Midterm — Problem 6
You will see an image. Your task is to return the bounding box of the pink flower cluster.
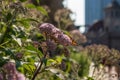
[46,40,56,51]
[39,23,62,35]
[3,62,16,74]
[0,62,25,80]
[57,34,72,46]
[39,23,72,46]
[0,73,3,80]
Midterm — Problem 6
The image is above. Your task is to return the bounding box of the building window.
[115,26,119,30]
[107,12,111,17]
[115,11,120,17]
[105,27,108,31]
[111,11,114,17]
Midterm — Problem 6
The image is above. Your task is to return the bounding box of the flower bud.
[15,53,23,59]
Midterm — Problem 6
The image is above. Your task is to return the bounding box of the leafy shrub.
[0,1,78,80]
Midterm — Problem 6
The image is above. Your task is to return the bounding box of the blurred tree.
[30,0,75,31]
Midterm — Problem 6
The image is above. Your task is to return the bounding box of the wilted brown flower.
[59,60,67,71]
[83,44,120,65]
[33,41,40,48]
[63,47,70,57]
[70,30,87,44]
[15,53,23,59]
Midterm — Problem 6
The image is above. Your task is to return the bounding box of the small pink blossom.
[51,27,62,35]
[2,62,25,80]
[39,23,62,35]
[0,73,3,80]
[57,34,72,46]
[7,72,25,80]
[16,72,25,80]
[8,74,17,80]
[3,62,16,74]
[39,23,55,34]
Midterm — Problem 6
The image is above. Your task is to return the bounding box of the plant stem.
[32,52,48,80]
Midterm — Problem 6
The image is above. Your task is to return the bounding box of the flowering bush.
[84,44,120,66]
[0,0,78,80]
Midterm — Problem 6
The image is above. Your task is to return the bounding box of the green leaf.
[26,45,37,52]
[27,57,35,63]
[16,18,39,28]
[17,18,39,23]
[87,77,94,80]
[36,0,40,4]
[16,20,30,28]
[65,62,71,72]
[26,4,48,16]
[36,6,48,16]
[55,56,63,64]
[19,0,27,2]
[23,18,39,23]
[11,35,22,46]
[46,68,66,79]
[43,58,47,66]
[23,63,35,72]
[18,66,24,73]
[16,60,21,68]
[0,57,8,67]
[26,4,36,8]
[47,59,58,66]
[26,45,43,57]
[4,48,14,56]
[6,12,12,21]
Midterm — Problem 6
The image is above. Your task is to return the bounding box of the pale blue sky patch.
[63,0,85,26]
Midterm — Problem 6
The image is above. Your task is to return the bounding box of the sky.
[63,0,85,26]
[63,0,85,33]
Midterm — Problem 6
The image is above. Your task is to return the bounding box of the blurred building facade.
[86,0,120,50]
[85,0,120,26]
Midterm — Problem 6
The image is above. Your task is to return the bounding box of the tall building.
[85,0,120,26]
[86,0,120,50]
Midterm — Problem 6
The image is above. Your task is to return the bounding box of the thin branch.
[31,51,48,80]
